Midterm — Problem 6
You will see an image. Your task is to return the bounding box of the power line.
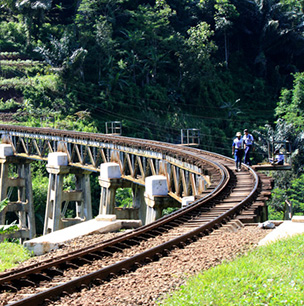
[0,65,275,143]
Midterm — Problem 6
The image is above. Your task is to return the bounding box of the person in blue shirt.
[243,129,254,165]
[271,149,284,165]
[232,131,244,171]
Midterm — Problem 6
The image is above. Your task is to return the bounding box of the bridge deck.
[252,164,291,171]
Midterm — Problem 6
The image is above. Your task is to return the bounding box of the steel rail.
[0,125,260,306]
[0,152,228,286]
[7,166,259,306]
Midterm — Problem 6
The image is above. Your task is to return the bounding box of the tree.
[276,72,304,132]
[15,0,52,46]
[118,2,176,87]
[230,0,304,78]
[220,98,242,118]
[34,30,78,67]
[186,21,217,64]
[287,174,304,215]
[214,0,239,67]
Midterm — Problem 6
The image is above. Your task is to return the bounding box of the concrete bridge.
[0,125,215,241]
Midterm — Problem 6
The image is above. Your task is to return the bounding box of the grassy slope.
[0,242,31,272]
[161,234,304,305]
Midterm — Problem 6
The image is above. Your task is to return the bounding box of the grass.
[161,234,304,305]
[0,241,31,272]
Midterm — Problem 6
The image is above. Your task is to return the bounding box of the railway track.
[0,126,265,306]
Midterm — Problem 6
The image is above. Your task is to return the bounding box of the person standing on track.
[243,129,254,165]
[232,131,244,171]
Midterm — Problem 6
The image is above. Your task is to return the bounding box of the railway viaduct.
[0,125,216,241]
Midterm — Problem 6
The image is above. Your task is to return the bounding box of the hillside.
[2,1,304,149]
[1,0,304,220]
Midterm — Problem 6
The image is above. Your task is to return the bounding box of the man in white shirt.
[243,129,254,165]
[232,131,244,171]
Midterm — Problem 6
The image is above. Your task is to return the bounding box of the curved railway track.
[0,126,264,306]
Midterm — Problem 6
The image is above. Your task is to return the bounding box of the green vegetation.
[0,222,18,236]
[115,188,133,208]
[0,98,19,111]
[0,241,31,272]
[161,234,304,306]
[0,198,9,212]
[0,0,303,224]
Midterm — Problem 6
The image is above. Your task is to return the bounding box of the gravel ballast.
[43,225,271,306]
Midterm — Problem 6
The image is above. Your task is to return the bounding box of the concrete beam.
[24,216,142,255]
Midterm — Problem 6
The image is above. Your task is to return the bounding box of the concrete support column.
[98,162,122,216]
[0,144,36,240]
[144,175,179,225]
[44,153,69,235]
[44,152,93,235]
[74,171,92,220]
[132,184,146,225]
[0,144,13,202]
[0,159,9,225]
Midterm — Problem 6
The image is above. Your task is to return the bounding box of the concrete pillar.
[44,152,93,235]
[98,162,122,215]
[0,159,9,225]
[0,144,13,202]
[44,153,69,235]
[24,162,35,238]
[144,175,179,225]
[0,144,35,240]
[132,184,146,225]
[75,171,92,220]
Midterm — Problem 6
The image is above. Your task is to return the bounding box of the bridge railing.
[0,125,221,202]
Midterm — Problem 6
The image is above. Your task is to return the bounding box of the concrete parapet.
[292,216,304,223]
[145,175,168,196]
[25,218,122,255]
[100,162,121,180]
[121,219,142,229]
[95,214,117,221]
[47,152,68,167]
[182,196,195,208]
[258,220,304,246]
[115,207,140,221]
[0,144,14,158]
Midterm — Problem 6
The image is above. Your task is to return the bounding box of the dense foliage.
[1,0,304,221]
